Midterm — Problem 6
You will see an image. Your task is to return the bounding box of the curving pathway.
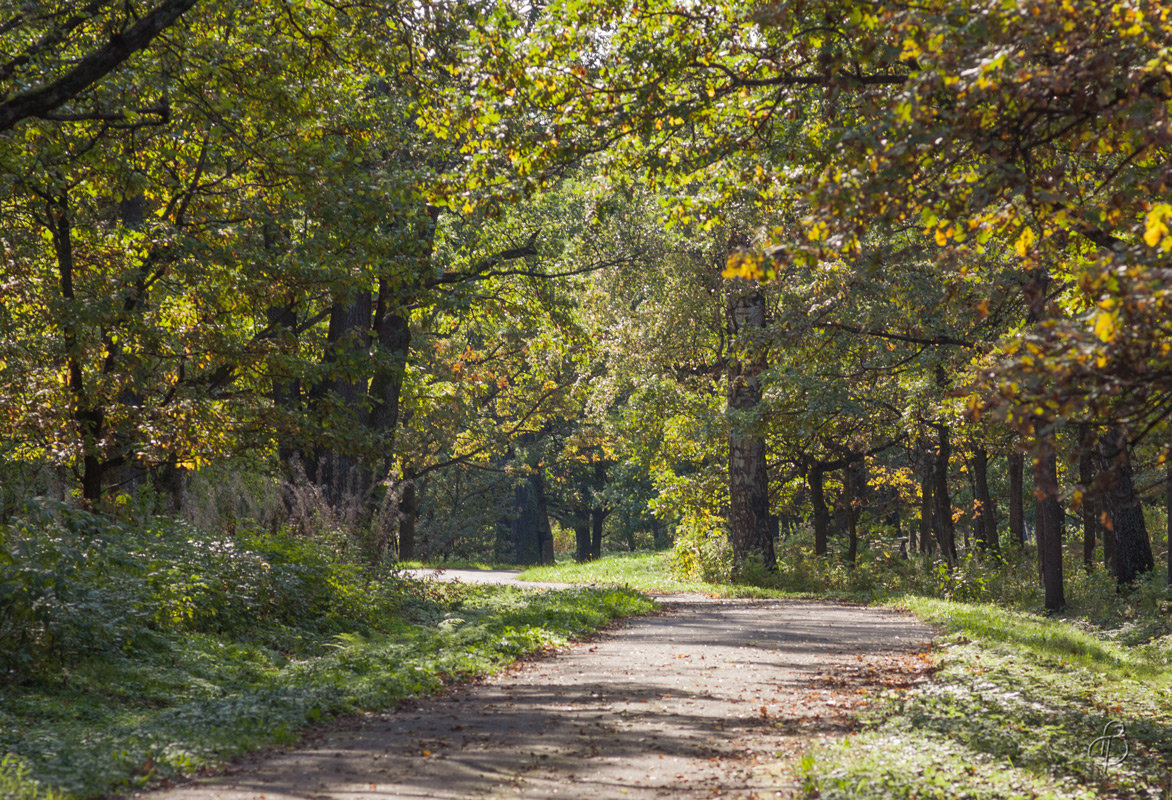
[139,576,935,800]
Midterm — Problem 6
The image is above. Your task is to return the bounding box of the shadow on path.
[143,598,934,800]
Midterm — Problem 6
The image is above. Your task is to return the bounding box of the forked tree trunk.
[1097,426,1154,586]
[1033,444,1066,611]
[726,285,774,571]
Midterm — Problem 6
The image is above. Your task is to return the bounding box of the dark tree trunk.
[845,460,864,565]
[726,285,775,571]
[574,519,591,563]
[588,459,608,560]
[309,291,374,508]
[972,446,999,555]
[1034,445,1066,611]
[1078,430,1098,572]
[397,473,417,561]
[652,517,670,549]
[590,506,606,560]
[1097,426,1154,586]
[809,464,830,556]
[1166,460,1171,584]
[919,448,934,555]
[47,191,110,503]
[370,288,411,454]
[932,424,958,565]
[509,471,555,565]
[1008,451,1026,547]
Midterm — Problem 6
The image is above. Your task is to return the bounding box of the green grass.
[796,597,1172,800]
[394,558,522,570]
[518,550,800,597]
[0,513,655,800]
[1,583,653,799]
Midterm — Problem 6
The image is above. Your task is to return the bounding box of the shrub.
[669,513,734,583]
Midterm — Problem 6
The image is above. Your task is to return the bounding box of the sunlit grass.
[797,597,1172,800]
[518,550,799,597]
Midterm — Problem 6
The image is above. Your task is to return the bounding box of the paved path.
[141,589,935,800]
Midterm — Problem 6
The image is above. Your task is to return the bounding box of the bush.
[0,501,427,681]
[669,513,734,583]
[0,502,153,676]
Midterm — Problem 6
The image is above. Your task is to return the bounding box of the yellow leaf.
[1093,310,1119,343]
[1144,202,1172,248]
[1014,227,1036,258]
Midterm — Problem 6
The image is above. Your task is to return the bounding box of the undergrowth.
[0,502,654,799]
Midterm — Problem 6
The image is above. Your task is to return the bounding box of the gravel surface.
[139,588,935,800]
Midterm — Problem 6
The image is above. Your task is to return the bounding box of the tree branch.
[815,321,974,348]
[0,0,198,132]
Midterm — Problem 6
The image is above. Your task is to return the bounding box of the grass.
[0,510,656,800]
[518,550,800,597]
[796,597,1172,800]
[0,582,653,800]
[523,548,1172,799]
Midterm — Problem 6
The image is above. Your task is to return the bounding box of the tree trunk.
[809,464,830,556]
[1034,445,1066,611]
[1166,459,1171,584]
[972,446,999,555]
[726,285,775,571]
[1077,429,1098,572]
[310,290,373,509]
[574,518,591,563]
[1008,451,1026,548]
[1097,426,1154,586]
[932,424,958,565]
[918,448,934,555]
[47,191,112,503]
[845,460,864,566]
[590,506,606,560]
[397,472,417,562]
[509,470,555,565]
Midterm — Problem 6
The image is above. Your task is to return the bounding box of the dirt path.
[141,592,935,800]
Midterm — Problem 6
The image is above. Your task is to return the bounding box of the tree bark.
[1077,429,1098,572]
[1008,451,1026,548]
[932,424,957,565]
[47,192,111,503]
[726,284,775,571]
[1033,445,1066,611]
[845,460,864,565]
[1097,426,1154,586]
[972,446,998,555]
[397,471,417,561]
[1166,459,1171,584]
[918,447,934,555]
[509,470,555,565]
[809,463,830,556]
[309,290,373,508]
[574,519,591,563]
[590,505,606,560]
